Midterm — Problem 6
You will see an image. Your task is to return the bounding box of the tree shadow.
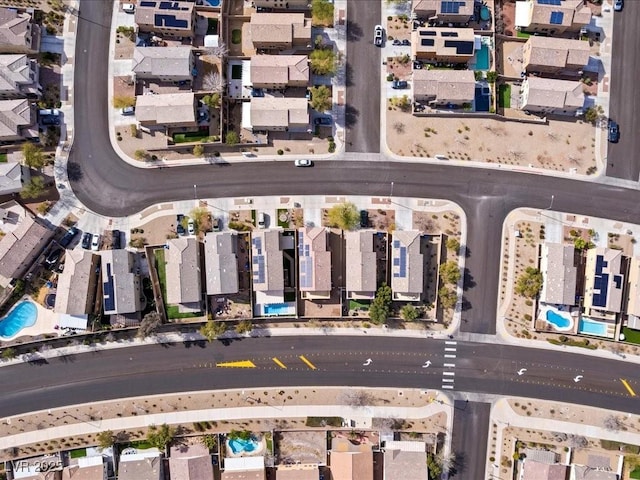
[450,451,466,477]
[67,162,83,181]
[463,268,476,291]
[344,104,359,129]
[346,20,363,42]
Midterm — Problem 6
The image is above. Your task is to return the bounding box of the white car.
[91,234,101,251]
[122,3,135,13]
[187,219,195,235]
[294,159,312,167]
[374,25,384,47]
[121,106,135,116]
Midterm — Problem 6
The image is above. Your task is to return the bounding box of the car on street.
[81,232,92,250]
[176,214,185,235]
[112,230,121,249]
[314,117,332,126]
[614,0,623,11]
[91,234,101,251]
[294,159,313,167]
[401,39,410,46]
[58,227,79,248]
[392,39,402,46]
[45,248,62,267]
[392,80,408,89]
[360,210,369,228]
[258,212,266,229]
[121,106,135,116]
[608,120,620,143]
[122,3,135,12]
[188,219,195,235]
[212,218,221,232]
[374,25,384,47]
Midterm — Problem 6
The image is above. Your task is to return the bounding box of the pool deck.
[0,298,60,341]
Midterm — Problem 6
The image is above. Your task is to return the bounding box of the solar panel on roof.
[103,263,116,312]
[155,14,188,29]
[549,11,564,24]
[420,30,437,36]
[140,0,156,6]
[441,31,459,37]
[537,0,561,4]
[444,40,474,55]
[440,1,465,14]
[399,247,407,278]
[421,39,435,46]
[393,241,400,248]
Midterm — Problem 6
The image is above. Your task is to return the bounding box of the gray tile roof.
[252,230,284,292]
[166,237,201,305]
[0,212,52,284]
[540,243,577,305]
[522,77,584,111]
[250,97,308,129]
[101,250,141,315]
[132,46,193,79]
[135,92,196,125]
[204,232,239,295]
[0,98,33,139]
[0,54,39,96]
[118,454,163,480]
[345,231,377,296]
[0,161,23,194]
[0,8,37,51]
[412,69,475,103]
[390,230,423,299]
[54,250,99,315]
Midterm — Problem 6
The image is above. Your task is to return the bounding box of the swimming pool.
[578,318,608,337]
[474,44,490,71]
[228,437,258,454]
[202,0,221,6]
[0,301,37,339]
[544,308,572,330]
[264,303,292,315]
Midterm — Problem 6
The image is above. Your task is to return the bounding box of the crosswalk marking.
[445,341,457,345]
[443,363,456,368]
[443,371,455,376]
[444,354,457,359]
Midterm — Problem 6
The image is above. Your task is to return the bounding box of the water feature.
[0,301,37,338]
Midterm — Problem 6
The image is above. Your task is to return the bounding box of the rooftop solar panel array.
[392,246,408,279]
[537,0,562,4]
[419,30,437,36]
[591,255,609,308]
[421,39,435,46]
[252,237,265,284]
[440,1,466,14]
[140,0,156,6]
[549,11,564,24]
[441,31,459,37]
[159,1,189,9]
[444,40,474,55]
[155,14,189,28]
[298,232,314,289]
[103,263,116,312]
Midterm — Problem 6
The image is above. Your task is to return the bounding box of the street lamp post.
[193,184,197,200]
[390,181,394,198]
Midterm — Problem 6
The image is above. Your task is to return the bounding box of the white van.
[258,213,266,229]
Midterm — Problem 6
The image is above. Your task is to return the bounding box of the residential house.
[276,464,319,480]
[0,98,37,141]
[522,460,569,480]
[0,208,53,287]
[118,450,163,480]
[411,27,476,63]
[169,444,213,480]
[583,247,624,320]
[0,161,25,195]
[222,456,266,480]
[383,441,428,480]
[101,249,142,316]
[204,232,239,295]
[132,46,194,83]
[254,0,310,10]
[390,231,424,301]
[13,471,60,480]
[412,0,474,24]
[0,54,40,99]
[345,231,377,300]
[330,451,373,480]
[250,13,311,51]
[135,92,197,129]
[570,465,617,480]
[522,36,590,75]
[298,227,331,299]
[515,0,591,35]
[134,0,196,39]
[412,69,475,107]
[250,97,309,132]
[0,8,40,54]
[54,250,100,316]
[250,55,309,89]
[626,256,640,329]
[520,77,584,116]
[61,456,107,480]
[165,237,202,312]
[540,243,577,306]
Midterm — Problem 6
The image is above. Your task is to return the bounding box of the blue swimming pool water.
[474,86,490,112]
[545,309,572,329]
[578,318,608,336]
[0,301,37,338]
[474,44,490,71]
[480,6,491,21]
[264,303,291,315]
[228,437,258,454]
[203,0,221,6]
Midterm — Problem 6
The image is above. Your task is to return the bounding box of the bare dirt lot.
[387,111,598,174]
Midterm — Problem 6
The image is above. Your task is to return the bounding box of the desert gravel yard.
[387,111,599,175]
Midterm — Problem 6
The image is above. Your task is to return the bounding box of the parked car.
[91,234,101,251]
[122,3,135,12]
[360,210,369,228]
[121,106,135,116]
[614,0,623,11]
[608,120,620,143]
[294,159,313,167]
[258,212,266,229]
[58,227,79,248]
[81,232,92,250]
[392,80,408,89]
[212,218,221,232]
[374,25,384,47]
[45,248,62,267]
[413,61,423,70]
[188,219,195,235]
[112,230,121,249]
[392,39,402,46]
[314,117,332,126]
[176,214,185,235]
[401,39,411,46]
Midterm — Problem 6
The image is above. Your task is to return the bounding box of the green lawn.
[349,299,370,310]
[623,327,640,345]
[167,305,201,320]
[498,84,511,109]
[231,29,241,45]
[0,153,7,163]
[516,30,531,39]
[154,248,168,303]
[69,448,86,459]
[173,131,210,144]
[277,209,289,228]
[632,469,640,479]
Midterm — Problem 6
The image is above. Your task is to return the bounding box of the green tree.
[20,176,45,199]
[311,0,334,26]
[326,202,359,230]
[202,93,220,108]
[515,267,543,298]
[574,237,595,251]
[190,207,209,233]
[369,284,392,325]
[584,105,603,124]
[400,304,419,322]
[439,260,461,285]
[146,424,176,451]
[486,71,498,83]
[201,434,217,451]
[96,430,115,449]
[22,143,45,169]
[200,320,227,341]
[310,48,337,76]
[309,85,332,112]
[1,347,16,360]
[438,287,457,309]
[138,311,162,338]
[236,319,253,334]
[229,429,253,441]
[193,144,205,157]
[226,131,239,146]
[134,149,150,161]
[427,453,442,479]
[112,95,136,109]
[446,237,460,253]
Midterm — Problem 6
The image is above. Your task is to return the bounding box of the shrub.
[130,124,138,137]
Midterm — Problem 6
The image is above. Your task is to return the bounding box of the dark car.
[314,117,332,126]
[112,230,121,249]
[360,210,369,228]
[212,218,221,232]
[614,0,623,11]
[608,121,620,143]
[401,39,410,46]
[45,247,62,267]
[392,80,408,89]
[59,227,79,248]
[392,39,402,46]
[81,232,92,250]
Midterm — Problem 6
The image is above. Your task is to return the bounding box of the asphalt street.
[605,3,640,180]
[3,337,640,418]
[344,0,381,152]
[450,401,490,478]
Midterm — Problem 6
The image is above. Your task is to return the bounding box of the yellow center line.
[299,355,317,370]
[272,357,287,369]
[621,378,636,397]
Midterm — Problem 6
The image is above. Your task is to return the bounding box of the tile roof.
[540,243,577,305]
[101,250,141,315]
[251,230,284,293]
[522,77,584,110]
[0,212,52,283]
[0,54,38,95]
[412,69,475,102]
[54,250,99,315]
[525,36,590,70]
[118,453,163,480]
[584,247,624,314]
[411,27,476,59]
[0,98,33,139]
[168,454,214,480]
[383,444,428,480]
[132,46,193,78]
[522,460,569,480]
[0,8,35,50]
[390,230,423,298]
[250,55,309,86]
[276,465,319,480]
[250,97,308,129]
[298,227,331,294]
[529,0,591,28]
[345,231,377,296]
[134,0,194,32]
[330,451,373,480]
[412,0,474,16]
[627,256,640,317]
[571,465,617,480]
[135,92,196,125]
[250,13,310,45]
[204,232,239,295]
[0,161,23,194]
[166,237,201,305]
[61,456,106,480]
